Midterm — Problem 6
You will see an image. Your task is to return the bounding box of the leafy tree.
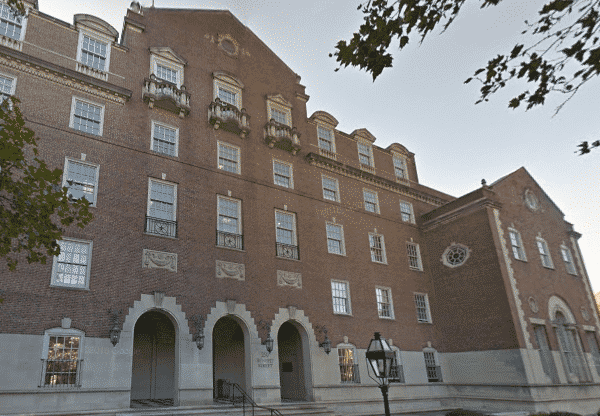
[331,0,600,154]
[0,97,93,271]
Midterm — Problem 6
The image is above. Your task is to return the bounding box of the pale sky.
[38,0,600,293]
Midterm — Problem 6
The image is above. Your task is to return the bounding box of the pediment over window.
[387,143,410,156]
[149,47,187,66]
[213,71,244,89]
[309,111,338,127]
[351,128,376,144]
[74,14,119,41]
[266,93,292,108]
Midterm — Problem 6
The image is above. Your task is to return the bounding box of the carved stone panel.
[216,260,245,281]
[277,270,302,289]
[142,249,177,272]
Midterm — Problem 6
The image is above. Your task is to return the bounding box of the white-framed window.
[358,142,374,167]
[369,233,387,264]
[509,229,527,261]
[69,97,104,136]
[423,350,442,382]
[0,72,16,103]
[338,346,360,383]
[400,201,414,223]
[322,175,340,202]
[50,238,92,290]
[275,210,298,259]
[268,102,291,126]
[536,237,554,268]
[146,179,177,237]
[217,195,243,250]
[393,156,408,180]
[217,141,240,174]
[376,287,394,319]
[214,78,242,109]
[560,245,577,275]
[41,327,84,387]
[151,121,179,157]
[326,222,345,255]
[331,280,351,315]
[273,159,293,188]
[76,32,111,72]
[318,125,336,154]
[62,157,100,206]
[0,2,26,42]
[414,293,432,323]
[407,242,423,270]
[363,189,379,213]
[149,49,186,88]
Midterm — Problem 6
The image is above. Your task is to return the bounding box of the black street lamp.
[366,332,395,416]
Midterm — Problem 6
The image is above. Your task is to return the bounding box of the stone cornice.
[421,196,502,232]
[305,152,448,207]
[0,45,132,104]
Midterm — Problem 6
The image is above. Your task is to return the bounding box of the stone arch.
[121,293,190,336]
[270,307,318,349]
[548,295,576,324]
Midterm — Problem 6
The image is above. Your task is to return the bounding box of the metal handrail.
[216,379,284,416]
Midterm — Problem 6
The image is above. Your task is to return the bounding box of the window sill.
[49,285,90,291]
[69,127,102,138]
[151,150,179,159]
[144,232,178,240]
[417,320,433,324]
[333,312,353,317]
[216,245,245,253]
[275,255,300,262]
[372,261,388,265]
[513,257,528,262]
[323,198,341,203]
[409,267,423,272]
[217,168,241,176]
[328,251,346,257]
[378,316,395,320]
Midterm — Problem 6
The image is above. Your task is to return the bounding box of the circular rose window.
[524,189,539,211]
[442,244,470,268]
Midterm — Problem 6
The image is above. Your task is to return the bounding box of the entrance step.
[115,402,336,416]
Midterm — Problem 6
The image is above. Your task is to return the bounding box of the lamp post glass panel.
[366,332,395,416]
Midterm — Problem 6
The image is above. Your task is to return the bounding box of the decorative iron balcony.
[40,359,83,388]
[276,242,299,260]
[208,98,250,138]
[143,75,191,118]
[216,230,244,250]
[145,216,178,238]
[426,365,443,382]
[339,363,360,383]
[264,120,301,155]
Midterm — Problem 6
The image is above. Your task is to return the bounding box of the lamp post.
[366,332,395,416]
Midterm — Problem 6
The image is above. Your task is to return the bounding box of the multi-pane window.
[363,189,379,213]
[318,126,335,153]
[369,233,386,264]
[338,347,360,383]
[400,201,414,223]
[156,64,178,84]
[322,175,339,202]
[424,351,442,382]
[271,108,287,124]
[358,142,373,167]
[71,98,104,136]
[80,35,107,71]
[217,196,242,250]
[0,74,14,103]
[218,142,240,174]
[146,180,177,237]
[273,160,293,188]
[586,332,600,377]
[509,230,526,261]
[51,239,92,289]
[555,312,588,381]
[275,210,298,259]
[533,325,559,382]
[394,156,408,180]
[43,335,82,386]
[151,122,178,157]
[390,350,405,383]
[407,242,423,270]
[150,54,184,88]
[63,159,99,206]
[331,280,351,314]
[218,86,237,107]
[376,287,393,319]
[414,293,432,323]
[561,246,577,275]
[326,223,345,255]
[537,238,553,268]
[0,3,22,41]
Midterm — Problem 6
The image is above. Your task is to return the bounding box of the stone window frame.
[337,344,360,383]
[423,347,442,382]
[0,2,29,45]
[317,124,336,153]
[331,279,352,315]
[267,99,292,127]
[407,242,423,271]
[321,174,340,202]
[62,157,100,207]
[363,188,380,214]
[508,228,527,262]
[147,178,178,222]
[393,155,408,181]
[414,292,432,323]
[151,54,184,87]
[217,195,242,236]
[40,326,85,388]
[274,209,298,247]
[369,232,387,264]
[151,120,179,157]
[272,159,294,189]
[217,141,241,175]
[375,286,395,320]
[325,221,346,256]
[76,29,112,74]
[441,243,470,268]
[585,330,600,377]
[536,236,554,269]
[389,346,405,383]
[0,71,16,103]
[560,244,577,276]
[69,96,105,136]
[357,141,374,168]
[399,200,414,223]
[50,238,93,290]
[213,73,243,109]
[532,323,560,382]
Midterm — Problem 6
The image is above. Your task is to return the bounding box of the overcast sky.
[39,0,600,293]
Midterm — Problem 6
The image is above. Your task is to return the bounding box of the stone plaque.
[142,249,177,272]
[216,260,245,281]
[277,270,302,289]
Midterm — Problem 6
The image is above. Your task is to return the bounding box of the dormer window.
[143,47,190,117]
[267,97,292,126]
[74,15,118,80]
[213,72,243,108]
[310,112,339,160]
[150,48,186,88]
[0,2,24,42]
[264,94,300,155]
[358,142,373,168]
[80,34,108,71]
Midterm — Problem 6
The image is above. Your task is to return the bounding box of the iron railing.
[426,365,443,382]
[216,230,244,250]
[339,363,360,383]
[215,379,284,416]
[276,242,299,260]
[39,359,83,387]
[145,216,178,238]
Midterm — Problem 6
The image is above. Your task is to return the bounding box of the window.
[70,97,104,136]
[400,201,414,223]
[273,160,293,188]
[338,347,360,383]
[150,49,186,88]
[358,142,373,167]
[78,34,108,72]
[322,175,340,202]
[393,156,408,180]
[41,328,84,387]
[151,121,178,157]
[275,210,298,259]
[267,101,292,126]
[407,242,423,270]
[561,245,577,275]
[62,158,99,206]
[369,233,386,264]
[414,293,432,323]
[156,63,178,84]
[389,349,405,383]
[326,223,345,255]
[318,126,336,155]
[0,73,15,103]
[555,311,588,381]
[533,325,559,382]
[424,351,442,382]
[50,239,92,289]
[376,287,394,319]
[536,238,553,268]
[146,179,177,238]
[509,229,526,261]
[586,332,600,377]
[217,142,240,174]
[363,189,379,213]
[0,3,24,41]
[217,196,242,250]
[331,280,351,315]
[218,85,237,106]
[214,76,242,108]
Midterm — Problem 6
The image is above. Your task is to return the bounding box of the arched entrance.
[278,321,308,401]
[131,310,176,406]
[213,316,247,397]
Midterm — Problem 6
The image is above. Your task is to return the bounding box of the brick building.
[1,1,599,415]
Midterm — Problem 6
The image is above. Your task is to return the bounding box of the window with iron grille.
[414,293,431,323]
[363,189,379,213]
[338,348,360,383]
[50,239,92,289]
[326,223,345,255]
[151,122,178,157]
[393,156,408,180]
[273,160,293,188]
[358,142,373,167]
[146,179,177,238]
[400,201,414,223]
[80,35,107,71]
[318,126,335,153]
[376,287,393,319]
[42,334,82,387]
[407,242,423,270]
[369,233,386,264]
[0,3,22,40]
[218,142,240,174]
[561,246,577,275]
[70,97,104,136]
[275,210,298,259]
[0,74,15,103]
[424,351,442,382]
[509,230,526,261]
[217,196,242,250]
[63,158,99,206]
[322,175,339,202]
[537,238,553,268]
[331,280,351,315]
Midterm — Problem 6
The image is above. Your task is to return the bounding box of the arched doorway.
[278,321,308,401]
[213,316,247,397]
[131,310,176,407]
